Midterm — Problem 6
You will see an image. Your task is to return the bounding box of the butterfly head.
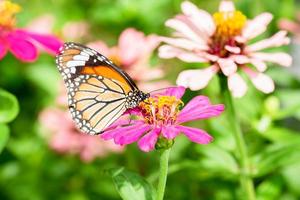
[126,90,149,109]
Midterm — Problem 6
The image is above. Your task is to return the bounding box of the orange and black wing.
[56,42,136,135]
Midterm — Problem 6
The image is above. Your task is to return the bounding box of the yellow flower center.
[0,0,21,28]
[139,95,184,125]
[213,10,246,39]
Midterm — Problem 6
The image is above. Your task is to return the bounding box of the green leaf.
[0,89,19,123]
[257,176,282,200]
[275,89,300,120]
[108,167,155,200]
[196,144,239,176]
[25,64,60,97]
[261,127,300,144]
[252,143,300,177]
[0,123,10,153]
[282,161,300,195]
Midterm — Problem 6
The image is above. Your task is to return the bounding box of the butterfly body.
[56,42,148,135]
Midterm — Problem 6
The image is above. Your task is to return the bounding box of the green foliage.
[0,0,300,199]
[0,124,9,153]
[0,89,19,123]
[0,88,19,154]
[108,167,155,200]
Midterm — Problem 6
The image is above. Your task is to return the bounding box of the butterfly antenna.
[149,86,180,94]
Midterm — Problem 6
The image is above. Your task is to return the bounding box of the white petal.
[166,18,205,44]
[231,55,250,64]
[176,66,218,90]
[250,52,292,67]
[225,45,241,54]
[242,67,275,93]
[181,1,215,37]
[246,31,290,52]
[242,13,273,40]
[218,58,237,76]
[159,36,208,51]
[158,45,208,62]
[250,59,267,72]
[251,73,275,93]
[219,0,235,12]
[228,73,248,98]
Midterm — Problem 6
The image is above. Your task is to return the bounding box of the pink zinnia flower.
[0,0,62,62]
[39,84,124,162]
[279,12,300,44]
[159,1,292,97]
[101,86,224,152]
[62,20,90,41]
[88,28,169,91]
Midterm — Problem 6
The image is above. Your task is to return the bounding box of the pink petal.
[0,42,7,60]
[138,80,171,92]
[138,128,160,152]
[158,45,208,62]
[25,31,63,55]
[278,19,300,36]
[26,14,55,34]
[228,73,248,98]
[101,121,144,140]
[177,96,224,123]
[175,125,213,144]
[6,32,38,62]
[250,52,292,67]
[62,21,90,40]
[115,124,152,145]
[87,40,110,57]
[159,36,208,51]
[152,86,186,99]
[181,1,215,37]
[104,116,133,131]
[176,65,218,91]
[246,31,290,52]
[242,13,273,40]
[218,58,237,76]
[129,66,164,81]
[162,125,181,139]
[219,0,235,12]
[242,67,274,93]
[118,28,159,66]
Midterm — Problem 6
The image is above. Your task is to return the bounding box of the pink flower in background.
[101,86,224,152]
[279,13,300,44]
[39,84,124,162]
[88,28,169,91]
[62,20,90,41]
[0,0,62,62]
[159,1,292,97]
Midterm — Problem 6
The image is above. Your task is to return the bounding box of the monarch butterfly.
[56,42,149,135]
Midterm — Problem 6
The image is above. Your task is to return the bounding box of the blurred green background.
[1,0,300,199]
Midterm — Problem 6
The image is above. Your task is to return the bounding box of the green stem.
[156,148,171,200]
[219,75,256,200]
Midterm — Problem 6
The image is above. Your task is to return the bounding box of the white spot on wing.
[73,55,89,61]
[66,60,85,68]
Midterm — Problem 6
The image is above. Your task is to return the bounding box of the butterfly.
[56,42,149,135]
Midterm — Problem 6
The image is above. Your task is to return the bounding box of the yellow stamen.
[139,95,184,124]
[0,0,21,28]
[213,10,246,38]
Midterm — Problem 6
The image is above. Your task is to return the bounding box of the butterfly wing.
[56,42,137,135]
